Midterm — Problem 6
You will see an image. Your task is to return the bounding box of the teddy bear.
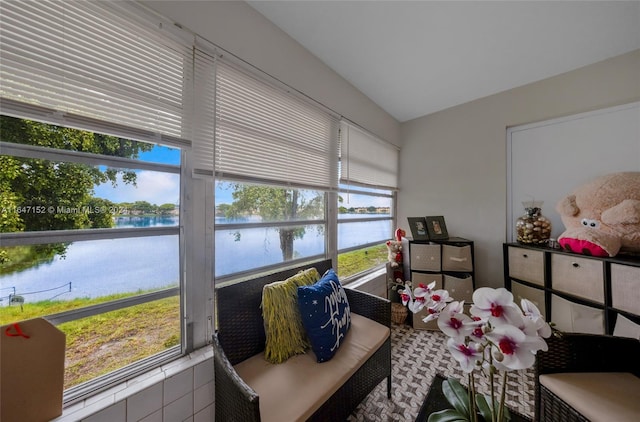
[556,171,640,257]
[386,240,403,268]
[386,228,406,281]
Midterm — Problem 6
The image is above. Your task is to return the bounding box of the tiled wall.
[53,347,214,422]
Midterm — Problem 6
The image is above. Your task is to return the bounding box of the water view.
[0,215,390,305]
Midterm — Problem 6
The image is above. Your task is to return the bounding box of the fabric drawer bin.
[551,294,604,334]
[409,243,441,271]
[507,246,544,286]
[611,264,640,316]
[511,281,546,319]
[551,254,604,303]
[443,274,473,303]
[411,272,443,290]
[412,307,439,330]
[442,244,473,272]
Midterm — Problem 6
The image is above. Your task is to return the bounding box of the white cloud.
[94,170,179,205]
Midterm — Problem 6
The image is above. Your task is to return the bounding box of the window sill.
[53,346,213,422]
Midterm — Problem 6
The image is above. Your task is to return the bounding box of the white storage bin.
[442,244,473,272]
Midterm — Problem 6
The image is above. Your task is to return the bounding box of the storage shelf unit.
[403,237,475,329]
[504,243,640,336]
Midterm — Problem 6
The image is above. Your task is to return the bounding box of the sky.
[93,145,180,205]
[93,145,390,208]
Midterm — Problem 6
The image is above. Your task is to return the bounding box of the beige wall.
[142,0,400,146]
[399,49,640,288]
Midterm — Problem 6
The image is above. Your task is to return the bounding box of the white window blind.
[214,60,339,189]
[0,0,192,148]
[190,45,217,177]
[340,122,399,189]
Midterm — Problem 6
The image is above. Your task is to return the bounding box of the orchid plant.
[399,282,552,422]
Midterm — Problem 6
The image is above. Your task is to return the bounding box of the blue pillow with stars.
[297,268,351,363]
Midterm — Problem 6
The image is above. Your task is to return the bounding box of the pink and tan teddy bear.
[556,172,640,257]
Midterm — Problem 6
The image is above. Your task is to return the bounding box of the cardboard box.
[1,318,66,422]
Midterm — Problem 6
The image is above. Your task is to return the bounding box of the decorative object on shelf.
[386,227,406,283]
[556,171,640,257]
[408,217,430,241]
[425,216,449,240]
[399,282,551,422]
[515,201,551,245]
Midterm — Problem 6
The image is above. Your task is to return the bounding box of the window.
[336,123,400,279]
[214,181,326,279]
[0,0,199,402]
[0,116,182,394]
[337,186,395,278]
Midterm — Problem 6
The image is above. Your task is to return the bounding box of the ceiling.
[247,1,640,122]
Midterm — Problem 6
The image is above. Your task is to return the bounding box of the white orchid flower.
[521,299,552,338]
[413,281,436,299]
[470,287,523,326]
[399,283,413,306]
[446,337,483,373]
[485,324,548,370]
[429,289,453,309]
[437,301,474,340]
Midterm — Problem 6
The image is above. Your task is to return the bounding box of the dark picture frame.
[407,217,429,241]
[425,216,449,240]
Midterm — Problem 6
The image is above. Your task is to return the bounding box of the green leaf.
[427,409,469,422]
[475,394,513,421]
[475,394,493,422]
[442,378,471,417]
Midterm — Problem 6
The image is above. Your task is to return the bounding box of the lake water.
[0,215,390,304]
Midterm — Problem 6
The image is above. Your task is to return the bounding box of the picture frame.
[407,217,429,241]
[425,216,449,240]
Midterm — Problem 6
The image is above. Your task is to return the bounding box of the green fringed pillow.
[262,267,320,363]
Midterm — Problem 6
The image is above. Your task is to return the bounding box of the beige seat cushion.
[540,372,640,422]
[233,313,389,422]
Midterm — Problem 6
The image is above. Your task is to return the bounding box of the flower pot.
[391,303,408,324]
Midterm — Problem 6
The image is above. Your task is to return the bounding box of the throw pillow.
[297,269,351,363]
[262,267,320,364]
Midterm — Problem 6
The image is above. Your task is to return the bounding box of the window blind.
[214,60,339,190]
[0,0,192,148]
[190,45,217,177]
[340,122,399,189]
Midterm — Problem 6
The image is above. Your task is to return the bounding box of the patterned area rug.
[348,322,536,421]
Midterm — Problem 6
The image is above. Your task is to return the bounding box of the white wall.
[399,49,640,288]
[142,0,400,146]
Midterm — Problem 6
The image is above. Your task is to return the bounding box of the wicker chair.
[213,259,392,421]
[534,331,640,422]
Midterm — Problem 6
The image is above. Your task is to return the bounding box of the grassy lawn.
[1,294,180,389]
[338,243,388,278]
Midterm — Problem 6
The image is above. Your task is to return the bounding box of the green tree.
[131,201,155,215]
[1,116,152,271]
[158,203,176,216]
[222,183,324,260]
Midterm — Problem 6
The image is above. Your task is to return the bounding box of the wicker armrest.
[213,333,261,422]
[345,287,391,328]
[536,332,640,376]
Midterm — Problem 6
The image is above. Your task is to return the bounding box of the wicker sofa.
[534,332,640,422]
[213,259,392,422]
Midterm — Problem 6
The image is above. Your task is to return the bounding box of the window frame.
[0,118,188,404]
[336,187,396,281]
